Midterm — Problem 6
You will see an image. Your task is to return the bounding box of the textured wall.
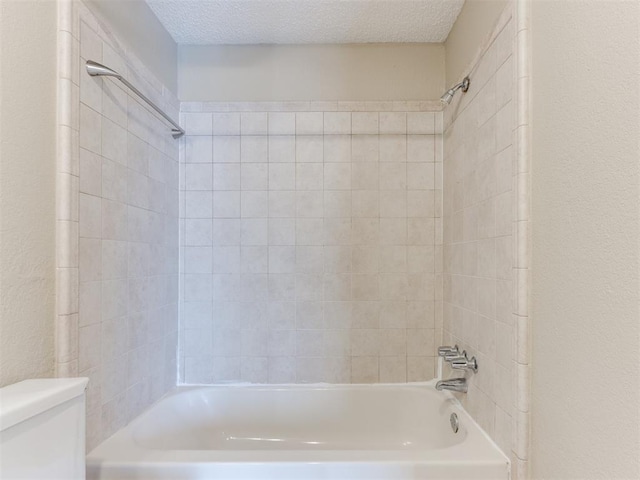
[530,0,640,478]
[442,9,515,458]
[178,44,445,102]
[57,1,180,450]
[0,0,57,387]
[445,0,508,85]
[85,0,178,92]
[179,102,443,384]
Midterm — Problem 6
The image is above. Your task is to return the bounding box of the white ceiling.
[146,0,465,45]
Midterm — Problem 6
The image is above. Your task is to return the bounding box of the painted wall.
[85,0,178,93]
[530,1,640,478]
[179,104,443,384]
[444,0,508,85]
[0,0,57,387]
[178,44,445,102]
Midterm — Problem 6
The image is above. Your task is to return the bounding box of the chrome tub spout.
[435,378,468,393]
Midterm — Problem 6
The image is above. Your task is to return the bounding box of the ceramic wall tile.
[442,3,529,470]
[57,1,179,450]
[180,103,443,384]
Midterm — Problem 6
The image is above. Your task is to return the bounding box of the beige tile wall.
[179,103,443,384]
[513,0,532,475]
[442,7,516,459]
[57,0,180,450]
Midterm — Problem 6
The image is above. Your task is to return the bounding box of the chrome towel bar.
[85,60,184,138]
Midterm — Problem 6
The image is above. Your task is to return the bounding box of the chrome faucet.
[438,345,460,360]
[436,377,468,393]
[439,346,479,373]
[450,352,478,373]
[436,345,478,393]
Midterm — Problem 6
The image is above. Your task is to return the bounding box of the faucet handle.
[445,353,465,362]
[450,352,478,373]
[438,345,459,357]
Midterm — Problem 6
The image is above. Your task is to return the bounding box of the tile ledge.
[180,100,444,113]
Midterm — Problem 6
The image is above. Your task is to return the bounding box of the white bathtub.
[87,382,509,479]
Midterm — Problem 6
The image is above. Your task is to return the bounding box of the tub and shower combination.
[82,32,509,480]
[87,381,509,480]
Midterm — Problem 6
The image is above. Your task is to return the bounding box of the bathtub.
[86,382,509,479]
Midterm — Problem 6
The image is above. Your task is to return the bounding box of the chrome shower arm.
[451,77,471,94]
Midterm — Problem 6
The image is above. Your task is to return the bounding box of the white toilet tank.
[0,377,89,479]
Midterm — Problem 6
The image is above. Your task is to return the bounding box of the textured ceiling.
[145,0,465,45]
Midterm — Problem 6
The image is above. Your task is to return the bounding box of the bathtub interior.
[131,385,465,451]
[86,384,510,480]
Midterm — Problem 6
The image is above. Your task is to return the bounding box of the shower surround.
[53,0,531,475]
[178,103,444,384]
[55,0,180,450]
[442,2,531,476]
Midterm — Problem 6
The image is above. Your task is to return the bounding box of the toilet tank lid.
[0,378,88,432]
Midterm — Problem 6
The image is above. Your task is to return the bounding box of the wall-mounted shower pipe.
[440,76,471,105]
[85,60,184,138]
